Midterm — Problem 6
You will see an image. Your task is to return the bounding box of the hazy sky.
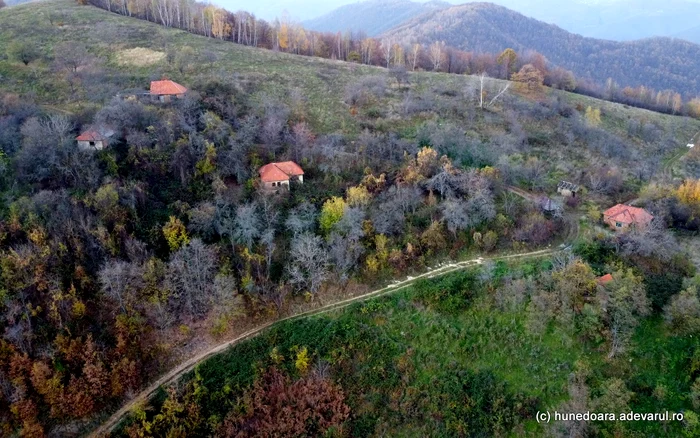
[221,0,452,21]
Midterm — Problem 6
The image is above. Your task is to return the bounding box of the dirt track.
[89,247,556,437]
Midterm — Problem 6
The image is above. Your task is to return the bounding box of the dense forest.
[2,1,700,436]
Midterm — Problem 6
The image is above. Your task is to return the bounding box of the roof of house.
[539,196,559,211]
[603,204,654,225]
[76,130,111,141]
[558,181,579,191]
[150,80,188,96]
[598,274,614,285]
[258,161,304,182]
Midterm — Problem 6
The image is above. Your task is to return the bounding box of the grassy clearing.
[114,47,165,66]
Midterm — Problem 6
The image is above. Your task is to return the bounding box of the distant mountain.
[675,24,700,43]
[492,0,700,44]
[303,0,449,36]
[381,2,700,96]
[300,0,700,44]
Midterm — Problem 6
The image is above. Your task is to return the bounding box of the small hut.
[76,128,114,151]
[540,196,562,217]
[150,80,188,102]
[259,161,305,191]
[557,181,579,197]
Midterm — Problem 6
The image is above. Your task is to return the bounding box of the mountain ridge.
[380,2,700,96]
[301,0,700,43]
[303,0,449,36]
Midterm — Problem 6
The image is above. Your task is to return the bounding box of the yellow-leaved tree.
[162,216,189,251]
[676,179,700,218]
[585,106,601,126]
[319,197,346,234]
[346,185,371,207]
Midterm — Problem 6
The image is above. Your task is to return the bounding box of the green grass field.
[114,261,700,437]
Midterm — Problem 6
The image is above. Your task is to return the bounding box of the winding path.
[90,247,556,437]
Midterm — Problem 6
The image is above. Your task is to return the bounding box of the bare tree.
[260,228,276,279]
[441,198,470,235]
[477,72,510,109]
[98,260,144,314]
[619,220,677,262]
[233,202,262,250]
[285,201,317,235]
[165,239,218,319]
[333,206,365,241]
[371,201,406,236]
[54,42,92,73]
[188,201,217,239]
[328,232,364,284]
[408,43,421,71]
[487,82,510,109]
[381,38,393,68]
[429,41,445,72]
[287,232,329,295]
[388,65,408,90]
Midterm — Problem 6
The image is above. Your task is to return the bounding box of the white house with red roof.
[150,79,188,102]
[259,161,304,191]
[603,204,653,231]
[76,128,114,151]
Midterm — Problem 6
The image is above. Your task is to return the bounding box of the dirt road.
[90,247,556,437]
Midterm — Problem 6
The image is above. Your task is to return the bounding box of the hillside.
[3,1,700,437]
[303,0,449,36]
[382,2,700,97]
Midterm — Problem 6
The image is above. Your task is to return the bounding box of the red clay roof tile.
[258,161,304,183]
[603,204,653,226]
[76,131,106,141]
[150,80,188,96]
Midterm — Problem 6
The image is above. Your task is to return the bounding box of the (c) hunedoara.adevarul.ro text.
[536,410,685,423]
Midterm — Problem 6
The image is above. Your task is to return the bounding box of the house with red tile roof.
[150,80,188,102]
[259,161,304,191]
[76,128,114,151]
[603,204,653,231]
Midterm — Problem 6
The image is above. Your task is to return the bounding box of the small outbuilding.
[603,204,653,231]
[259,161,304,191]
[150,80,188,102]
[76,129,113,151]
[539,196,562,217]
[557,181,579,197]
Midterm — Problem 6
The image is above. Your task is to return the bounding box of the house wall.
[604,216,629,230]
[155,94,185,103]
[77,140,104,151]
[557,187,575,197]
[263,179,290,190]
